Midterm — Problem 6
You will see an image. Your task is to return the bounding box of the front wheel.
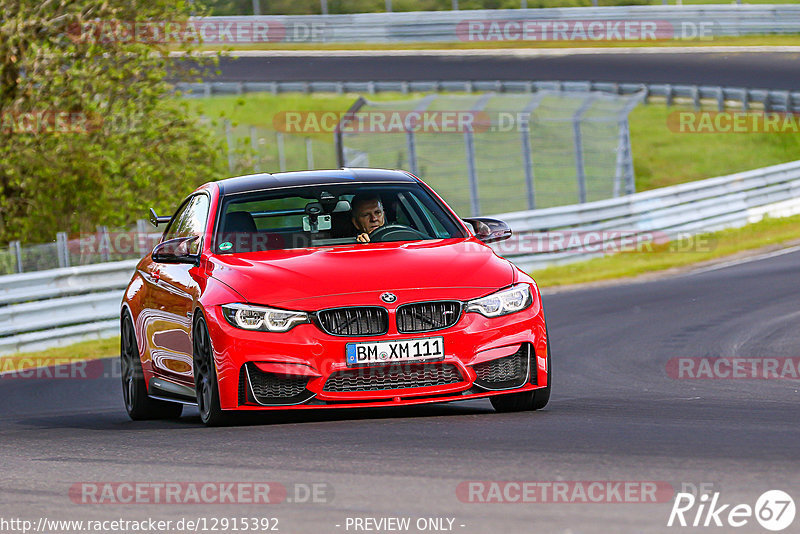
[490,332,551,413]
[120,311,183,420]
[193,314,229,426]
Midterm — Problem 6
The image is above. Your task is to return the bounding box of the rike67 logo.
[667,490,795,531]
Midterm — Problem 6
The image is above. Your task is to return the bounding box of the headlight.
[221,303,309,332]
[465,284,532,318]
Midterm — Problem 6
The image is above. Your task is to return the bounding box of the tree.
[0,0,224,244]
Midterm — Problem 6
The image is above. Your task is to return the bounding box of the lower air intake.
[323,363,462,393]
[244,363,314,405]
[472,344,530,390]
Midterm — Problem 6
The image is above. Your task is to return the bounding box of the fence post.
[250,126,260,172]
[464,128,481,217]
[520,121,535,210]
[136,219,150,256]
[572,94,597,204]
[306,138,315,169]
[405,130,418,176]
[521,93,545,210]
[98,226,111,262]
[252,0,260,15]
[335,97,368,168]
[464,93,492,216]
[614,121,635,197]
[403,94,435,176]
[277,132,286,172]
[56,232,70,268]
[464,129,479,217]
[10,241,22,273]
[614,91,645,197]
[225,120,235,173]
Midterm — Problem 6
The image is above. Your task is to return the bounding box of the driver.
[350,193,385,243]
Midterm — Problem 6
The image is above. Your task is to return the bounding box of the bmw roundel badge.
[380,292,397,304]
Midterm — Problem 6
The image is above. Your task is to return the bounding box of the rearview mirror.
[463,218,512,243]
[152,236,199,264]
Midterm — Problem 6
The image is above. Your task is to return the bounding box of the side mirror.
[149,207,171,227]
[463,217,512,244]
[152,236,199,264]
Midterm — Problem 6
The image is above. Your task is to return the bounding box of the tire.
[193,314,230,426]
[490,330,552,413]
[120,311,183,420]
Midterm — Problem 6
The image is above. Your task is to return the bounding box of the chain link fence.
[338,90,644,216]
[3,89,643,273]
[0,222,161,275]
[219,120,338,175]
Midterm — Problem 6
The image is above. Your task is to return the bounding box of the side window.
[162,194,210,254]
[162,199,193,242]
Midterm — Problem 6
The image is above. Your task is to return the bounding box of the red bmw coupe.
[121,169,551,425]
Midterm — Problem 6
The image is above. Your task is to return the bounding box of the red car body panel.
[122,170,549,412]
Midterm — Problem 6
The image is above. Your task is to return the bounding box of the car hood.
[208,238,516,309]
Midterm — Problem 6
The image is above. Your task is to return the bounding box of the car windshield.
[215,183,466,253]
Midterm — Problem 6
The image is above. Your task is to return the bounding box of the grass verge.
[0,337,119,373]
[531,214,800,287]
[630,105,800,190]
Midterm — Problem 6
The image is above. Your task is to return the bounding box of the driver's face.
[352,199,385,234]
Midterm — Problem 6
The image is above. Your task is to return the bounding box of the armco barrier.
[194,6,800,43]
[2,161,800,354]
[175,80,800,114]
[0,260,137,355]
[492,160,800,270]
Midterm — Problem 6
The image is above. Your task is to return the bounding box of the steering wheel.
[368,224,427,243]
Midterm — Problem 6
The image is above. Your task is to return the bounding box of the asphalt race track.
[2,249,799,533]
[205,51,800,90]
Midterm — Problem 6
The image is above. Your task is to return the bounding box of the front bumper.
[205,300,548,411]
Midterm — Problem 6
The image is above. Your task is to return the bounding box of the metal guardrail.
[0,260,136,354]
[491,160,800,270]
[3,160,800,354]
[199,6,800,43]
[175,80,800,114]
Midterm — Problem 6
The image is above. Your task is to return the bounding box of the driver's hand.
[356,233,371,243]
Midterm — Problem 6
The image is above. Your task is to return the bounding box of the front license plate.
[346,337,445,367]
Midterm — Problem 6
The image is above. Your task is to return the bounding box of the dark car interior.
[215,185,462,253]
